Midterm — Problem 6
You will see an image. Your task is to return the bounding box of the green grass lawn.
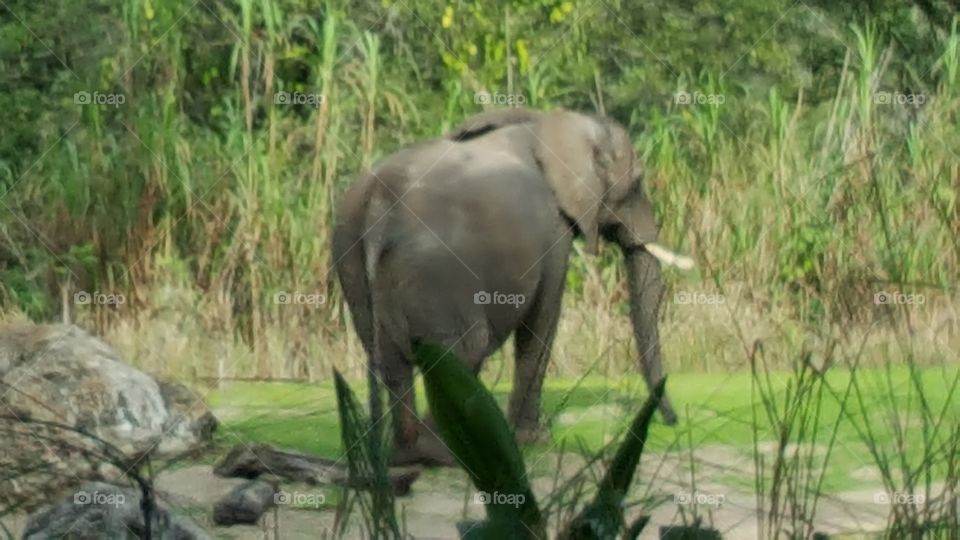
[205,364,960,494]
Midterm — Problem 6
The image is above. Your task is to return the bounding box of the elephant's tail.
[332,189,376,357]
[331,173,405,358]
[335,174,406,425]
[645,242,695,270]
[363,178,413,360]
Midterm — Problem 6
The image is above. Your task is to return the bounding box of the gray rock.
[0,322,217,510]
[23,481,211,539]
[659,525,723,540]
[212,479,278,526]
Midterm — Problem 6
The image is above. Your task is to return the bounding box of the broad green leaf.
[559,378,666,540]
[413,343,545,539]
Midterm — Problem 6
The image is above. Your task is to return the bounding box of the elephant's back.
[398,151,561,272]
[369,135,568,352]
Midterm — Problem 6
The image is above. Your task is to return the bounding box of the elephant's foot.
[390,425,457,468]
[659,398,679,426]
[390,444,455,467]
[514,423,551,445]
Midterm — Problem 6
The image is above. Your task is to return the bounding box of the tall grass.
[750,345,850,539]
[0,3,957,382]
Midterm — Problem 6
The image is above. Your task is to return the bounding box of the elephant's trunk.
[625,247,678,425]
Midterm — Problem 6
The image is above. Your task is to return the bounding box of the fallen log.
[213,443,421,496]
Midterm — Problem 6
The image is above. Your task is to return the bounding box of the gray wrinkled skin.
[333,108,676,466]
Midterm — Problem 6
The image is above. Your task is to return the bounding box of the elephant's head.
[449,108,681,425]
[449,109,659,254]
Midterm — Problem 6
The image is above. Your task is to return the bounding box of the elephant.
[332,107,691,466]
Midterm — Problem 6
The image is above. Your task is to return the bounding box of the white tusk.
[645,242,695,270]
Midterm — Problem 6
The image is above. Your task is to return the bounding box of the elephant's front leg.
[510,324,556,444]
[508,246,570,444]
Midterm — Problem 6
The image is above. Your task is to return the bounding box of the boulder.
[23,481,211,539]
[212,479,278,526]
[0,322,217,510]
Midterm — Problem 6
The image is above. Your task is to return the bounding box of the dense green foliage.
[1,0,958,375]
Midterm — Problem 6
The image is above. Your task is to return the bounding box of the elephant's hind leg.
[372,338,454,468]
[405,319,492,467]
[376,340,417,461]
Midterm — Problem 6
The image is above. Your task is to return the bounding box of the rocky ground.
[2,444,895,539]
[0,322,913,538]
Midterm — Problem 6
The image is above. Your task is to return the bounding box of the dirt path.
[2,456,891,540]
[151,459,892,538]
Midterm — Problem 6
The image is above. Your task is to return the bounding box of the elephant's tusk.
[645,242,695,270]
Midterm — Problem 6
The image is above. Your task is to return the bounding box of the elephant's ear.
[601,122,636,204]
[535,111,608,255]
[448,108,541,141]
[601,121,659,245]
